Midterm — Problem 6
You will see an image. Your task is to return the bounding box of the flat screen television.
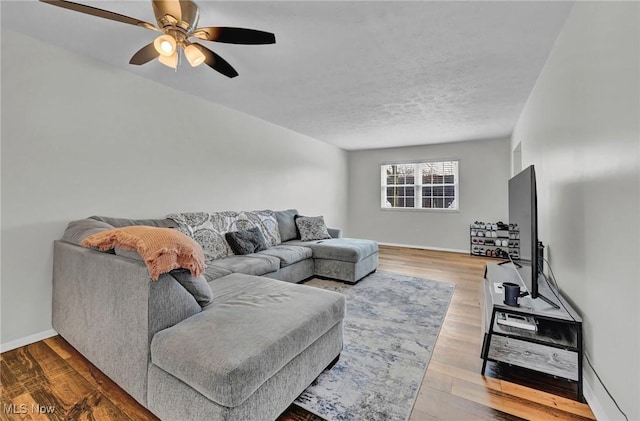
[508,165,558,307]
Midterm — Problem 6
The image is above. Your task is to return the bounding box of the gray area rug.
[294,271,455,421]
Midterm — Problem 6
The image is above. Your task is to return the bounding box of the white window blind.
[381,160,459,210]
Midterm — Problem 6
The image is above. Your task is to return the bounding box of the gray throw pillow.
[225,228,268,255]
[114,250,213,306]
[170,269,214,307]
[295,216,331,241]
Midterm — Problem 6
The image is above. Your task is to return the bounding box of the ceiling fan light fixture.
[158,51,179,69]
[39,0,276,78]
[154,34,177,56]
[184,44,205,67]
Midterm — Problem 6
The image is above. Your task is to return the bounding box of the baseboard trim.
[582,358,623,420]
[1,329,58,353]
[583,378,607,420]
[377,241,468,254]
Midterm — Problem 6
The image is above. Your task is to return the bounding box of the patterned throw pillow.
[295,216,331,241]
[192,228,229,260]
[207,211,253,256]
[244,210,282,247]
[208,211,252,232]
[166,212,229,260]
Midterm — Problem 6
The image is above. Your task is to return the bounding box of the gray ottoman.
[148,273,345,421]
[289,238,378,283]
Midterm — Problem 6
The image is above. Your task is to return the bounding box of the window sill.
[380,207,460,213]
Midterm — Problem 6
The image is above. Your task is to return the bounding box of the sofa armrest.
[327,227,343,238]
[52,240,201,406]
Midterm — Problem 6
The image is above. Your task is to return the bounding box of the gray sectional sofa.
[53,209,378,421]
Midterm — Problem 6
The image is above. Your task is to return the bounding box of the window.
[381,160,459,210]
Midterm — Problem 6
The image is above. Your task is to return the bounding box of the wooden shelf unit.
[480,263,584,402]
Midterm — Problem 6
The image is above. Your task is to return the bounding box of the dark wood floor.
[0,246,595,420]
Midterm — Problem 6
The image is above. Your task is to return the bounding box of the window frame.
[380,159,460,212]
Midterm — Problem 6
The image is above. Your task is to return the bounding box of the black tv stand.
[498,260,522,268]
[535,293,561,309]
[480,263,584,402]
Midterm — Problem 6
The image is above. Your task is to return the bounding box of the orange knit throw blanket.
[81,226,205,281]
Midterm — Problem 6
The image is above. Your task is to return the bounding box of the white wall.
[511,3,639,419]
[347,138,510,251]
[0,30,348,347]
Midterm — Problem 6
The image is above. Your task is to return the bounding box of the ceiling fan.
[39,0,276,78]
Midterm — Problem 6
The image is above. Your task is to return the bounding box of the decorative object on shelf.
[496,312,537,331]
[502,282,526,306]
[470,221,519,259]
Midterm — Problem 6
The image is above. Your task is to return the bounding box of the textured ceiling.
[1,1,573,150]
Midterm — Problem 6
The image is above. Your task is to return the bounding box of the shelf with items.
[491,314,579,348]
[470,221,519,259]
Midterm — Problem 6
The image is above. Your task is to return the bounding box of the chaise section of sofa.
[271,209,378,283]
[285,238,378,283]
[148,273,345,420]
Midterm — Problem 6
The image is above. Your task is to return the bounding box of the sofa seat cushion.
[203,265,233,283]
[207,254,280,277]
[257,245,313,268]
[285,238,378,263]
[150,273,345,408]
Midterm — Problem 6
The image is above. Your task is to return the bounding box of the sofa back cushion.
[166,212,232,260]
[63,217,178,247]
[63,218,116,246]
[89,216,177,229]
[243,210,281,247]
[167,210,282,260]
[275,209,299,242]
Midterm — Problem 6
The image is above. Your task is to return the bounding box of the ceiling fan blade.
[129,43,160,65]
[193,27,276,45]
[39,0,159,31]
[193,43,238,78]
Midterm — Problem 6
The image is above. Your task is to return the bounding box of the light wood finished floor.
[0,246,595,420]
